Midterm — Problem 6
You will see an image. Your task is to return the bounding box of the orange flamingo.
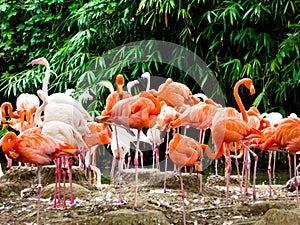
[2,131,80,224]
[170,101,219,194]
[99,75,132,117]
[156,101,182,192]
[210,107,262,205]
[168,133,208,225]
[230,78,260,202]
[149,78,200,113]
[260,116,300,201]
[83,122,112,186]
[96,91,161,211]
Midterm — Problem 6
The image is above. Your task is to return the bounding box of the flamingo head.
[116,74,124,86]
[31,57,49,66]
[242,78,255,95]
[141,72,150,79]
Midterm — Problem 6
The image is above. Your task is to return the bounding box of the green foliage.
[0,0,299,116]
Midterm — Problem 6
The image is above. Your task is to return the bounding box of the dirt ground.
[0,166,299,225]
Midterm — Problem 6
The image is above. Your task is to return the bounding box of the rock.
[283,176,300,192]
[116,169,223,196]
[206,175,242,187]
[255,208,300,225]
[0,165,97,197]
[99,209,170,225]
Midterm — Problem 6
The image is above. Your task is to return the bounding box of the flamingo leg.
[178,168,186,225]
[272,151,277,182]
[241,143,258,202]
[110,157,116,183]
[247,146,258,202]
[133,130,146,212]
[288,153,292,179]
[267,150,273,197]
[197,129,205,196]
[139,150,144,169]
[92,146,97,185]
[294,158,299,207]
[233,143,243,202]
[62,167,67,209]
[113,125,125,205]
[57,157,62,205]
[225,144,232,205]
[163,131,170,193]
[52,159,59,209]
[215,159,218,176]
[36,164,42,225]
[155,146,160,170]
[68,158,74,205]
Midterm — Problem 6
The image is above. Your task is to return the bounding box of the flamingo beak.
[250,84,255,95]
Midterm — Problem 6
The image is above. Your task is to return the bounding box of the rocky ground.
[0,166,299,225]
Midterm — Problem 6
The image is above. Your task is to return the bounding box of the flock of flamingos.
[0,57,300,224]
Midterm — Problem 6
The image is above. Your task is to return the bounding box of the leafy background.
[1,0,299,117]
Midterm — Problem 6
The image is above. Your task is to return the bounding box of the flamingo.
[96,91,161,211]
[98,77,146,174]
[260,111,283,178]
[83,122,112,186]
[210,107,262,205]
[2,131,80,224]
[32,57,92,124]
[40,120,88,208]
[168,133,208,225]
[260,116,300,202]
[232,78,262,202]
[148,78,200,113]
[171,101,219,194]
[155,101,181,192]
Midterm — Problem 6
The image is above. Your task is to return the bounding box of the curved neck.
[202,144,224,160]
[42,60,50,96]
[233,79,248,123]
[99,81,114,94]
[1,102,19,120]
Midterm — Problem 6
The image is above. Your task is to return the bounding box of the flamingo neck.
[42,60,50,96]
[203,144,224,160]
[233,80,248,123]
[1,102,19,120]
[146,76,150,91]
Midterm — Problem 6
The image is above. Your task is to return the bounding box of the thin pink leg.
[267,151,273,197]
[178,168,186,225]
[68,159,74,205]
[36,164,42,225]
[225,144,232,205]
[163,131,170,193]
[133,130,146,212]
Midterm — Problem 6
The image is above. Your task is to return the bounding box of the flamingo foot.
[112,199,127,206]
[164,189,171,193]
[133,206,146,212]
